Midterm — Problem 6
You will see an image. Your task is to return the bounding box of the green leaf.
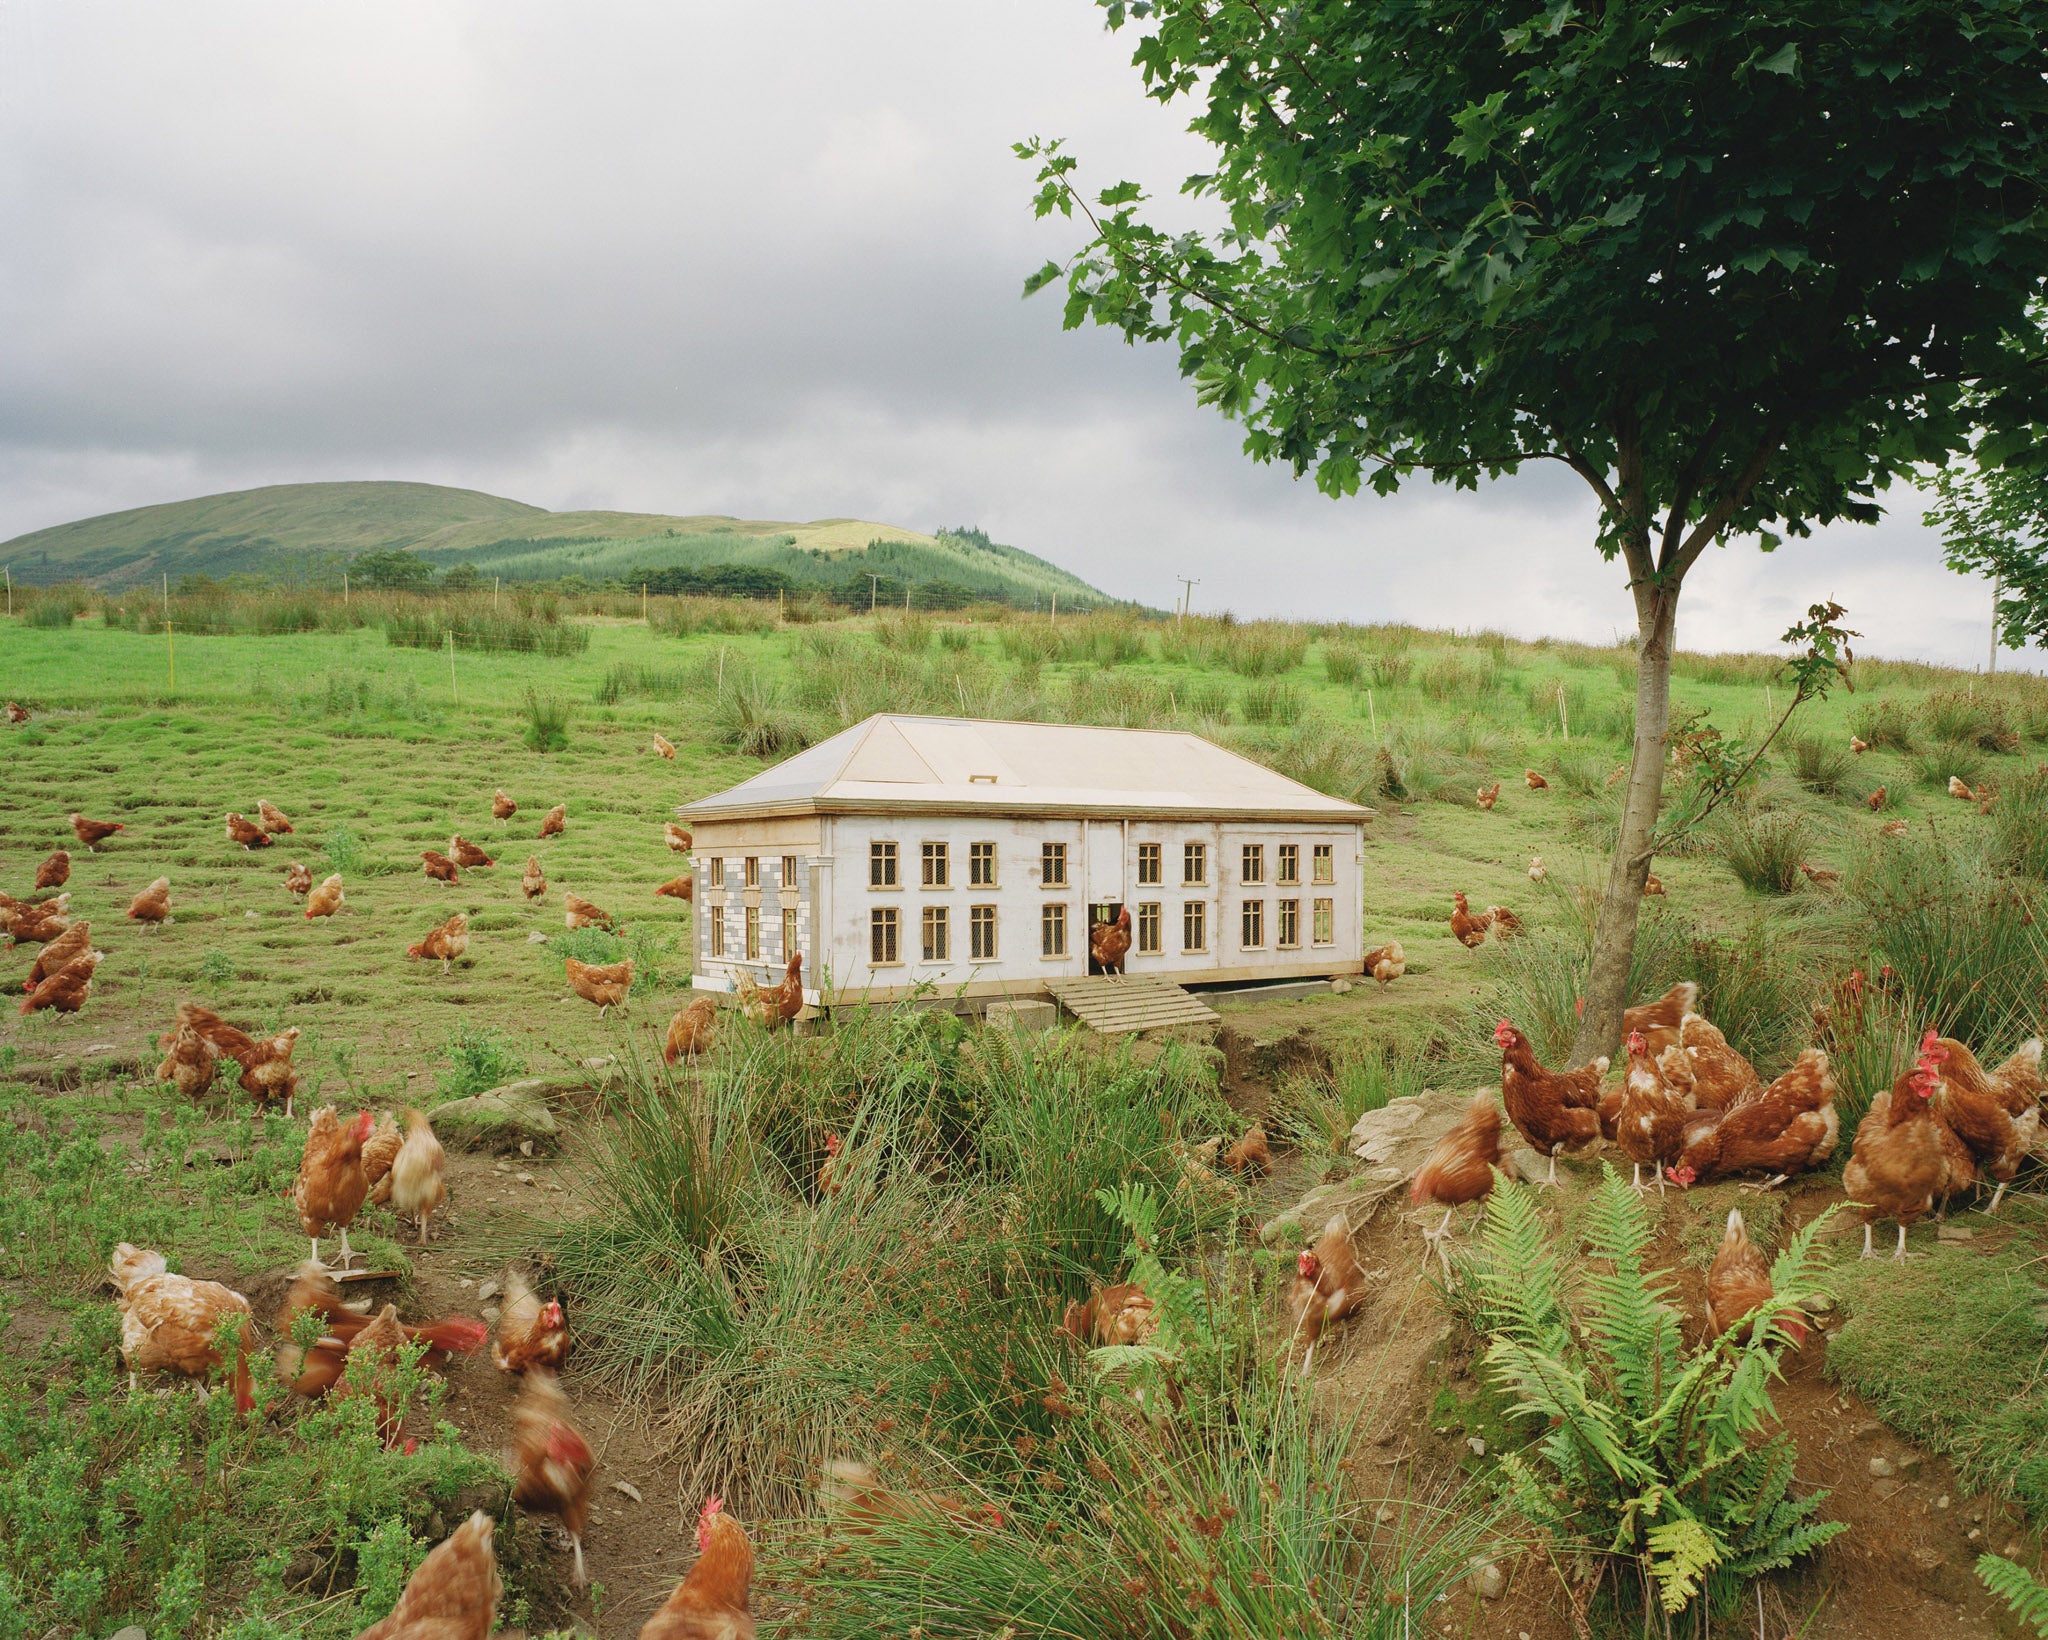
[1758,43,1800,76]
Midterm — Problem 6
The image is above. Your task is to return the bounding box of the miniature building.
[679,713,1372,1007]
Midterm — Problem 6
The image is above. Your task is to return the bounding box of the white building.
[680,714,1372,1010]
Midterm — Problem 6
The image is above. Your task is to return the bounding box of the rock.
[1805,1292,1835,1316]
[1937,1495,1950,1510]
[1937,1222,1974,1242]
[1507,1148,1550,1183]
[515,1171,535,1186]
[1375,1504,1395,1524]
[1968,1528,1982,1543]
[1348,1096,1431,1162]
[612,1480,645,1504]
[1850,1420,1883,1441]
[427,1080,563,1152]
[482,1305,501,1325]
[1330,977,1355,995]
[478,1280,501,1302]
[1466,1437,1487,1457]
[111,1627,148,1640]
[519,1140,534,1157]
[245,909,261,919]
[1869,1457,1894,1478]
[1898,1453,1922,1476]
[985,998,1061,1034]
[1470,1560,1506,1600]
[581,1055,615,1071]
[527,931,549,944]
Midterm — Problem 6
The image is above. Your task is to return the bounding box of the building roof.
[680,714,1374,823]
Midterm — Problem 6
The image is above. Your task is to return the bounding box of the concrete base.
[984,998,1062,1034]
[1197,978,1344,1003]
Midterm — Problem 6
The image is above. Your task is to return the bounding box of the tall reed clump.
[1271,1040,1434,1154]
[1849,835,2048,1050]
[1789,734,1854,797]
[520,688,571,753]
[1219,621,1309,677]
[1323,644,1366,686]
[1415,651,1502,702]
[1924,689,2019,753]
[1720,809,1811,896]
[384,607,589,655]
[1239,679,1308,726]
[649,596,778,637]
[1850,695,1917,751]
[1992,763,2048,880]
[709,668,815,758]
[1910,741,1988,790]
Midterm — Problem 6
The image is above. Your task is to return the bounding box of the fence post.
[447,628,458,706]
[167,620,175,695]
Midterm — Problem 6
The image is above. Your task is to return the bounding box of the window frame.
[780,854,798,887]
[781,905,797,956]
[1136,841,1162,886]
[870,905,901,965]
[709,908,725,957]
[869,840,899,889]
[744,856,760,890]
[1241,898,1265,949]
[709,858,726,889]
[921,904,950,962]
[1041,840,1069,888]
[1276,843,1300,887]
[1241,843,1265,885]
[744,903,761,960]
[1040,901,1069,958]
[921,840,949,889]
[1312,843,1335,885]
[1182,842,1208,887]
[969,903,998,961]
[1312,897,1335,946]
[1135,900,1163,955]
[1182,899,1207,954]
[969,840,998,887]
[1276,898,1300,949]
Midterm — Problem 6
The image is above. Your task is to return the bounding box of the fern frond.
[1980,1555,2048,1637]
[1646,1515,1722,1613]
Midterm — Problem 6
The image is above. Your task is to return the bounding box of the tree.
[1924,447,2048,653]
[440,562,484,592]
[349,548,436,591]
[1021,0,2048,1062]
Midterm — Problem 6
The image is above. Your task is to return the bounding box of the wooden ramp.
[1045,974,1220,1036]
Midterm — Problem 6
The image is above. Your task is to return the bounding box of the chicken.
[331,1304,416,1445]
[127,876,172,929]
[449,835,494,869]
[539,803,566,838]
[819,1459,1006,1539]
[176,1001,260,1066]
[1665,1048,1839,1187]
[816,1132,845,1199]
[493,1268,571,1375]
[1496,1020,1607,1186]
[408,911,470,976]
[1671,1012,1763,1112]
[225,812,273,850]
[6,892,72,944]
[305,874,346,919]
[1285,1213,1366,1375]
[1409,1093,1503,1260]
[1879,818,1908,839]
[1933,1036,2044,1212]
[240,1026,302,1115]
[1474,780,1500,810]
[1223,1123,1271,1177]
[1449,892,1493,949]
[1362,940,1406,988]
[1619,981,1699,1060]
[295,1106,375,1268]
[736,952,803,1028]
[1867,786,1888,811]
[109,1243,255,1413]
[1643,873,1666,897]
[1525,769,1549,790]
[493,788,518,822]
[283,861,313,897]
[512,1367,596,1585]
[275,1268,486,1397]
[5,701,26,723]
[1800,862,1840,888]
[666,821,694,854]
[522,856,547,900]
[70,812,124,850]
[563,892,613,930]
[565,955,633,1015]
[1704,1209,1803,1344]
[1090,905,1132,974]
[363,1111,403,1205]
[258,799,294,834]
[656,874,695,902]
[1613,1030,1695,1191]
[1949,774,1979,802]
[1528,855,1547,884]
[652,733,676,759]
[421,850,460,884]
[665,996,718,1062]
[1057,1280,1158,1346]
[1849,735,1870,754]
[20,949,100,1016]
[34,849,70,890]
[155,1020,219,1099]
[22,919,90,991]
[382,1108,445,1245]
[354,1511,500,1640]
[1485,904,1524,938]
[1844,1040,1953,1260]
[639,1497,756,1640]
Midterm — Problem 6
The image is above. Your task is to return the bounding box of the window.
[1241,900,1265,948]
[922,841,949,888]
[709,858,726,889]
[1277,844,1300,886]
[870,906,900,964]
[744,904,760,960]
[922,905,950,962]
[970,904,998,960]
[744,856,759,889]
[1136,842,1162,886]
[870,841,899,888]
[781,855,798,887]
[1136,901,1162,955]
[1241,844,1265,884]
[1183,842,1207,886]
[970,841,997,886]
[781,907,796,956]
[1042,841,1068,887]
[1312,843,1335,884]
[1182,901,1207,952]
[709,910,725,957]
[1277,899,1300,948]
[1312,898,1335,945]
[1041,902,1068,957]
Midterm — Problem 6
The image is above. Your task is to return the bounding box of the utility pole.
[1176,577,1199,624]
[1990,573,2001,674]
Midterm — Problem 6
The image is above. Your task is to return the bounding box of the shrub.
[1721,810,1810,895]
[520,688,571,753]
[1924,689,2019,753]
[436,1026,525,1097]
[1458,1171,1843,1620]
[1789,734,1853,797]
[22,598,75,628]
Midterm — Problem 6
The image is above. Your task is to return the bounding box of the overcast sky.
[1,2,2037,670]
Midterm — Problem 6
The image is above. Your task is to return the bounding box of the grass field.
[5,598,2048,1636]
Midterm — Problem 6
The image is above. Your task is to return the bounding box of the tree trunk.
[1570,581,1679,1067]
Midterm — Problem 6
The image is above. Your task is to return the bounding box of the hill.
[0,480,1115,608]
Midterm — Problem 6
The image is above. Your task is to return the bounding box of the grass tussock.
[1721,809,1812,896]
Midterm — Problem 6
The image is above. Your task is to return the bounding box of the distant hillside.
[0,481,1114,609]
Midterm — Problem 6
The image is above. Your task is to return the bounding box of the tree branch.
[1658,416,1724,563]
[1662,423,1785,579]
